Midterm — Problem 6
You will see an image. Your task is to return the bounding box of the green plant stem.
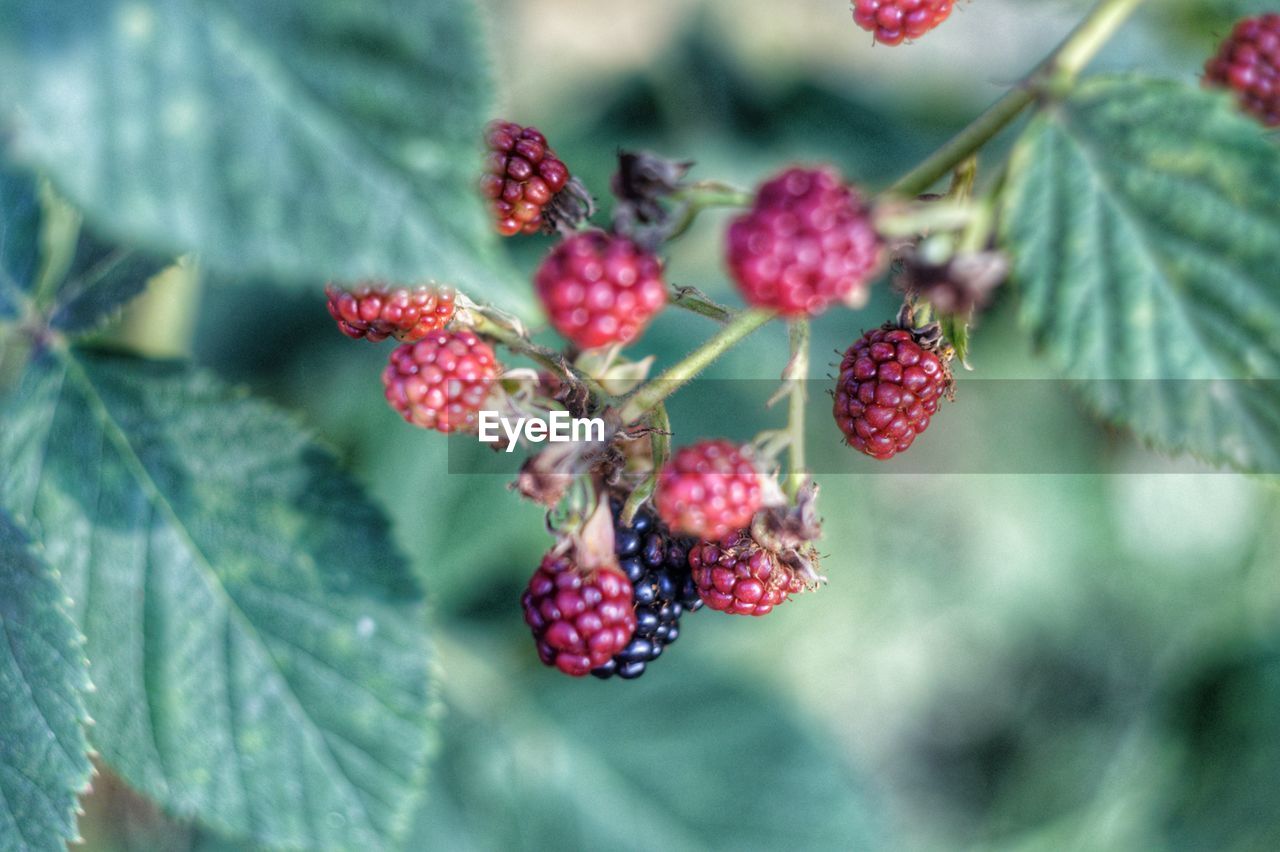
[620,403,670,525]
[669,285,734,323]
[666,182,754,241]
[873,199,977,239]
[889,0,1147,197]
[469,312,611,401]
[619,308,774,424]
[784,320,809,500]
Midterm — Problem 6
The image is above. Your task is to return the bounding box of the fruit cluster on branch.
[324,116,982,678]
[319,0,1276,679]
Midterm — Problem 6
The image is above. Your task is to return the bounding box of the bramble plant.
[1,0,1279,848]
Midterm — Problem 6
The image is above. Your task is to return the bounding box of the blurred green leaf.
[0,350,435,849]
[409,629,882,852]
[1001,76,1280,473]
[1164,647,1280,850]
[0,510,92,852]
[0,162,170,335]
[0,0,530,313]
[47,228,171,335]
[0,163,42,320]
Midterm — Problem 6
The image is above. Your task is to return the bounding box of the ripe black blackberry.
[593,506,702,680]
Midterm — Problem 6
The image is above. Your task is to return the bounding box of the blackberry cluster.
[592,507,702,680]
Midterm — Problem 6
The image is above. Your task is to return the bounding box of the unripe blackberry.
[655,440,763,540]
[853,0,955,46]
[534,231,667,349]
[325,283,456,342]
[1205,14,1280,127]
[689,532,805,617]
[727,167,883,317]
[592,506,702,680]
[382,329,500,433]
[522,551,637,677]
[834,317,952,460]
[483,120,592,235]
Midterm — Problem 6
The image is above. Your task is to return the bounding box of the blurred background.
[80,0,1280,849]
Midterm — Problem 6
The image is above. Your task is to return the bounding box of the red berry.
[688,532,805,616]
[726,167,882,317]
[534,232,667,349]
[834,325,950,460]
[852,0,954,45]
[1205,14,1280,127]
[325,283,456,342]
[483,120,574,236]
[382,329,500,433]
[655,440,762,540]
[522,551,637,677]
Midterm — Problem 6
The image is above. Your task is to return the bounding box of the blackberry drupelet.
[592,507,702,680]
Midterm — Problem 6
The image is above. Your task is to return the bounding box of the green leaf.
[1001,76,1280,473]
[1163,646,1280,850]
[0,509,92,852]
[0,163,170,334]
[0,349,435,849]
[46,229,171,335]
[410,630,883,852]
[0,0,530,314]
[0,163,42,320]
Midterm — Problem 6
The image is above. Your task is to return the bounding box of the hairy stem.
[619,308,774,424]
[889,0,1148,197]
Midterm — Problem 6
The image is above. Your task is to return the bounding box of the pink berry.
[727,167,882,317]
[382,329,499,433]
[484,120,574,236]
[534,231,667,349]
[1205,14,1280,127]
[834,325,950,460]
[325,283,456,342]
[852,0,955,46]
[688,532,805,617]
[522,551,637,677]
[655,440,763,540]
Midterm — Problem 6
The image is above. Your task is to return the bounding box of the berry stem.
[947,156,979,201]
[665,181,754,241]
[889,0,1148,197]
[618,308,775,424]
[873,198,976,239]
[469,310,612,402]
[784,319,810,500]
[620,402,670,526]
